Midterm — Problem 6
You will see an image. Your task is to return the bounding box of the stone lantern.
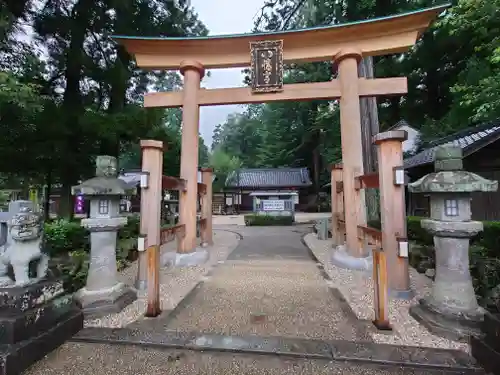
[408,145,498,341]
[72,155,137,318]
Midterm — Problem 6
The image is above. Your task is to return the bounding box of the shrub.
[43,215,140,292]
[407,216,434,245]
[477,221,500,252]
[244,214,294,226]
[118,214,140,240]
[44,219,89,257]
[368,216,433,245]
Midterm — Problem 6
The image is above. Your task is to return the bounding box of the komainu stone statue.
[0,206,48,286]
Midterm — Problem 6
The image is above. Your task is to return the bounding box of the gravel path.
[83,229,241,328]
[23,342,449,375]
[163,226,370,341]
[303,233,469,352]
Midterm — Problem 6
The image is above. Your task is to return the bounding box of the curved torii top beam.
[113,4,449,70]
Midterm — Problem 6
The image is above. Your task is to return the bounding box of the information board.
[262,200,285,211]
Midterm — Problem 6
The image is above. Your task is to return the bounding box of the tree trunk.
[43,168,52,222]
[358,56,380,222]
[57,0,93,218]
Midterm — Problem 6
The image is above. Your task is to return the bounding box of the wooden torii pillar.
[178,61,204,254]
[334,49,369,267]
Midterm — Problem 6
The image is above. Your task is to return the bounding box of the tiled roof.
[404,119,500,169]
[225,168,312,188]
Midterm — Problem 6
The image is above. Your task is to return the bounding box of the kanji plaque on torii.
[250,40,284,93]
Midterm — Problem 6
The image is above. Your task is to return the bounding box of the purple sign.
[75,195,84,214]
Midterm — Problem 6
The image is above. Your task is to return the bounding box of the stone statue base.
[0,279,83,375]
[161,248,209,267]
[74,282,137,320]
[331,244,373,271]
[409,298,483,342]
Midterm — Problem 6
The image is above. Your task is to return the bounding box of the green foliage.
[118,214,140,240]
[209,148,242,191]
[477,220,500,251]
[407,217,434,245]
[0,0,208,217]
[44,219,89,257]
[244,214,294,226]
[43,215,140,291]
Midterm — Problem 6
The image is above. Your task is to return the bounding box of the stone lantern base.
[74,282,137,320]
[410,298,484,342]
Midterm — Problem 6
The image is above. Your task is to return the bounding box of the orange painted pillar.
[178,60,204,254]
[373,130,411,299]
[200,168,213,246]
[136,140,163,293]
[334,49,367,260]
[330,163,344,245]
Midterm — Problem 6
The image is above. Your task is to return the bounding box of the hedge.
[368,216,500,251]
[244,214,294,226]
[368,216,500,310]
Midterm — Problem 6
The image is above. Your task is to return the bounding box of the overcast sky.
[190,0,265,148]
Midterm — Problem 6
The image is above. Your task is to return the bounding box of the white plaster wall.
[396,125,420,153]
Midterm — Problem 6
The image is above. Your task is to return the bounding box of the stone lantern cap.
[72,155,136,197]
[408,145,498,194]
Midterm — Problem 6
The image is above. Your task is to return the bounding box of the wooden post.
[139,140,163,317]
[334,49,367,259]
[146,244,161,317]
[372,248,391,330]
[373,130,411,299]
[330,163,344,245]
[200,168,213,246]
[178,60,204,254]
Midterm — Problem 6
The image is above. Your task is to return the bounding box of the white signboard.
[262,200,285,211]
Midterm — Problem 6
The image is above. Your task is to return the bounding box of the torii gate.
[114,4,447,295]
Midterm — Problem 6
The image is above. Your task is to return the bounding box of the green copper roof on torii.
[111,3,451,41]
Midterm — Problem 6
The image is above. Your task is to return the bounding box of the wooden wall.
[407,142,500,221]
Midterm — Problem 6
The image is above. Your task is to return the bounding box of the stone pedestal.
[0,279,83,375]
[161,248,209,268]
[74,217,136,319]
[409,219,484,341]
[331,244,373,271]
